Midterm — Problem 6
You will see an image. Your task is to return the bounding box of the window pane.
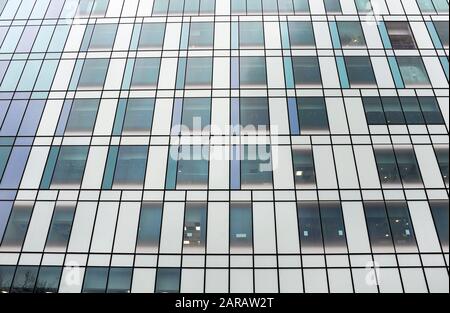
[364,201,395,253]
[417,0,436,12]
[89,24,117,50]
[45,203,76,251]
[65,99,100,135]
[355,0,372,12]
[320,201,347,253]
[240,57,267,87]
[324,0,342,13]
[107,268,132,293]
[429,200,449,251]
[177,146,209,188]
[35,267,62,293]
[385,22,417,49]
[78,59,109,88]
[82,267,108,293]
[183,202,207,253]
[292,146,316,188]
[397,56,430,87]
[52,146,89,187]
[374,146,402,188]
[292,56,321,87]
[181,98,211,134]
[297,97,329,134]
[394,146,422,187]
[185,57,212,88]
[122,98,155,135]
[1,202,33,250]
[240,21,264,48]
[0,266,15,293]
[11,266,38,293]
[136,202,163,253]
[189,22,213,48]
[131,58,161,88]
[168,0,183,14]
[230,202,253,253]
[337,21,366,47]
[400,97,424,124]
[293,0,310,13]
[240,97,269,133]
[155,268,180,293]
[288,21,315,48]
[434,145,449,186]
[241,145,272,188]
[382,97,405,124]
[418,97,444,124]
[363,97,386,125]
[433,21,449,48]
[153,0,169,15]
[386,201,417,253]
[113,146,148,187]
[344,56,376,87]
[139,23,165,49]
[297,201,323,254]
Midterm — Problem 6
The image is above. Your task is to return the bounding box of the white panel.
[352,268,378,293]
[326,97,349,135]
[437,97,448,129]
[181,269,204,293]
[344,97,369,134]
[211,98,230,135]
[152,99,174,136]
[23,202,55,252]
[313,22,332,49]
[379,268,403,293]
[309,0,325,14]
[230,269,253,293]
[269,97,290,135]
[255,269,278,293]
[132,268,156,293]
[20,147,49,189]
[159,202,184,254]
[207,202,229,254]
[410,22,433,49]
[158,58,178,90]
[36,100,63,136]
[319,57,340,88]
[253,202,276,254]
[121,0,139,17]
[266,57,285,89]
[51,60,75,91]
[371,0,389,14]
[354,146,380,189]
[163,23,181,50]
[401,0,420,14]
[113,24,133,51]
[82,147,108,189]
[59,267,85,293]
[68,202,97,252]
[279,269,303,293]
[385,0,404,14]
[264,22,281,49]
[205,269,228,293]
[342,202,371,253]
[414,145,445,189]
[137,0,154,16]
[425,268,449,293]
[64,24,86,52]
[215,0,230,15]
[304,269,328,293]
[340,0,357,14]
[333,146,359,189]
[275,202,300,254]
[93,99,117,136]
[90,202,119,253]
[272,146,294,189]
[105,0,123,17]
[362,22,384,49]
[423,57,448,89]
[209,146,229,189]
[113,202,140,253]
[104,58,126,90]
[313,146,338,189]
[213,57,230,89]
[400,268,427,293]
[408,201,441,253]
[214,22,230,49]
[371,57,395,88]
[145,146,168,189]
[328,269,353,293]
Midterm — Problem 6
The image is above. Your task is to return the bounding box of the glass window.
[418,97,444,124]
[240,57,267,87]
[51,146,89,187]
[1,202,33,250]
[155,268,180,293]
[136,202,163,253]
[185,57,213,88]
[240,97,269,133]
[35,267,62,293]
[385,22,417,49]
[65,99,100,135]
[297,97,329,134]
[397,56,430,87]
[278,0,294,13]
[10,266,38,293]
[230,202,253,253]
[78,59,109,88]
[394,146,422,187]
[177,146,209,188]
[374,146,401,188]
[262,0,278,13]
[241,145,272,188]
[292,146,316,188]
[0,146,11,178]
[297,201,323,254]
[107,268,132,293]
[189,22,213,48]
[113,146,148,187]
[89,24,117,50]
[320,201,347,253]
[122,98,155,135]
[139,23,165,49]
[292,56,321,87]
[169,0,184,14]
[184,0,201,14]
[417,0,436,13]
[434,145,449,186]
[183,202,207,253]
[400,97,424,124]
[293,0,310,13]
[82,267,108,293]
[200,0,215,14]
[364,201,395,253]
[0,266,15,293]
[381,97,405,124]
[433,21,449,48]
[131,58,161,88]
[432,0,449,13]
[386,201,417,253]
[324,0,342,13]
[363,97,386,125]
[153,0,169,15]
[344,56,376,87]
[247,0,262,13]
[429,200,449,251]
[288,21,315,48]
[240,21,264,48]
[181,98,211,134]
[337,21,366,47]
[355,0,372,12]
[45,203,76,251]
[232,0,246,14]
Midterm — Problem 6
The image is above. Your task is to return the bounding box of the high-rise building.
[0,0,448,294]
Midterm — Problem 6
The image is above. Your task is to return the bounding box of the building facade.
[0,0,448,293]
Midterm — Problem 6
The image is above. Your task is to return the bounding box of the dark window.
[297,201,323,254]
[429,200,449,251]
[240,21,264,48]
[181,98,211,134]
[106,268,132,293]
[364,201,395,253]
[344,56,377,87]
[394,146,422,187]
[52,146,89,187]
[45,204,76,251]
[386,201,417,253]
[363,97,386,125]
[10,266,38,293]
[139,23,166,49]
[385,22,417,49]
[122,98,155,135]
[189,22,214,48]
[337,21,366,47]
[382,97,405,124]
[230,202,253,252]
[418,97,444,124]
[434,145,449,186]
[35,267,62,293]
[82,267,108,293]
[292,146,316,188]
[292,56,321,87]
[288,21,315,48]
[183,202,207,253]
[320,201,347,253]
[176,146,209,189]
[113,146,148,187]
[397,56,430,87]
[400,97,424,124]
[374,146,402,188]
[0,266,15,293]
[240,97,269,133]
[240,57,267,87]
[324,0,342,13]
[433,21,449,48]
[297,97,329,134]
[241,145,272,188]
[155,268,180,293]
[136,202,163,253]
[1,202,33,250]
[65,99,100,135]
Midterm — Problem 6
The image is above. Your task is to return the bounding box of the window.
[241,145,272,188]
[45,203,76,251]
[337,21,366,48]
[293,0,310,13]
[278,0,294,13]
[363,97,386,125]
[374,146,401,188]
[297,201,323,254]
[324,0,342,13]
[78,59,109,89]
[355,0,372,13]
[82,267,108,293]
[288,21,315,48]
[181,98,211,134]
[292,146,316,188]
[51,146,89,188]
[113,146,148,187]
[240,22,264,48]
[382,97,405,124]
[10,266,38,293]
[364,201,395,253]
[121,98,155,135]
[0,146,11,179]
[429,200,449,251]
[240,57,267,87]
[131,58,161,88]
[344,56,376,87]
[183,202,207,253]
[155,268,180,293]
[77,0,109,17]
[397,56,430,87]
[297,97,329,134]
[189,22,213,48]
[386,201,418,253]
[136,202,163,253]
[139,23,166,49]
[394,146,422,187]
[240,98,269,133]
[292,56,321,87]
[0,266,15,293]
[153,0,170,15]
[400,97,424,124]
[1,202,33,250]
[107,268,132,293]
[88,24,117,51]
[262,0,278,13]
[434,145,449,186]
[321,202,347,253]
[417,0,436,13]
[176,146,209,188]
[230,202,253,253]
[185,57,213,88]
[418,97,444,124]
[65,99,100,135]
[35,267,62,293]
[385,22,417,49]
[433,21,449,48]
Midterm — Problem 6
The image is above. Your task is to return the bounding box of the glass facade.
[0,0,448,294]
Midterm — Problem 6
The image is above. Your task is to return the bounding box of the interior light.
[296,171,304,176]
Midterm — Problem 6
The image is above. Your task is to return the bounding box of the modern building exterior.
[0,0,448,294]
